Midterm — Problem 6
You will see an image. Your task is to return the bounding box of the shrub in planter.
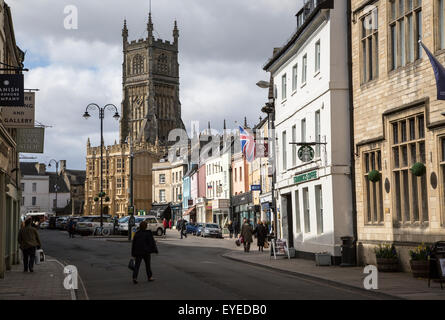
[94,197,99,202]
[374,244,398,272]
[410,162,426,177]
[368,170,381,183]
[409,243,431,278]
[105,196,110,202]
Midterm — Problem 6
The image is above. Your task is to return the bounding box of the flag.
[239,126,255,162]
[420,41,445,100]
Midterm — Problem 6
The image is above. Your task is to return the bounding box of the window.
[303,187,310,233]
[240,167,243,181]
[364,150,384,224]
[282,74,287,100]
[234,168,237,182]
[160,190,166,202]
[294,190,301,233]
[361,7,378,82]
[132,54,144,74]
[282,131,287,171]
[439,0,445,50]
[392,114,428,223]
[315,40,321,72]
[292,64,298,91]
[292,125,297,166]
[301,118,306,143]
[302,54,307,84]
[160,174,166,184]
[117,178,122,189]
[389,0,422,70]
[315,110,321,157]
[315,185,323,235]
[157,54,169,74]
[32,197,36,206]
[32,183,37,193]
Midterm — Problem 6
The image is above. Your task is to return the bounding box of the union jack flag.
[239,126,255,163]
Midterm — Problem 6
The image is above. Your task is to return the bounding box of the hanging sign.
[0,74,24,106]
[298,145,315,162]
[1,92,35,128]
[16,127,45,153]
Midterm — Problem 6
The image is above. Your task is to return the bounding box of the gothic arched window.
[132,54,144,75]
[157,54,169,74]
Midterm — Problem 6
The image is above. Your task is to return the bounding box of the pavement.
[0,254,73,300]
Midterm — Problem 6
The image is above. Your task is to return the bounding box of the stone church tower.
[120,13,185,146]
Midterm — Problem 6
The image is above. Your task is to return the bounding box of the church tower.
[120,12,185,146]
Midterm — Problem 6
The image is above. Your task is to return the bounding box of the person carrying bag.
[18,218,42,273]
[131,221,158,284]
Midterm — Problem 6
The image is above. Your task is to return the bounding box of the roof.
[64,169,86,185]
[263,0,334,71]
[20,162,39,176]
[48,173,70,193]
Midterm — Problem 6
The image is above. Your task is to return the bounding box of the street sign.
[294,170,318,184]
[16,127,45,153]
[298,145,315,162]
[0,74,24,106]
[1,92,35,128]
[251,184,262,192]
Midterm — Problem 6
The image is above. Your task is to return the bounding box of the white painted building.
[264,0,353,263]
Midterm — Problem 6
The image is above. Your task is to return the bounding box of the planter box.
[376,258,398,272]
[315,253,332,266]
[410,260,429,278]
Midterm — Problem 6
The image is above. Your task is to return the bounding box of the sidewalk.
[223,250,445,300]
[0,255,72,300]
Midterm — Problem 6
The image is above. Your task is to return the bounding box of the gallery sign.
[16,127,45,153]
[0,74,24,106]
[1,92,35,128]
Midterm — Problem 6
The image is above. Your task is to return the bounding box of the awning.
[183,206,196,216]
[150,204,171,220]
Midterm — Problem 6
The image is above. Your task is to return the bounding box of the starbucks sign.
[298,145,315,162]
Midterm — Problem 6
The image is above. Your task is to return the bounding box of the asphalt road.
[38,229,390,300]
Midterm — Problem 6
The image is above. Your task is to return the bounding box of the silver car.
[201,223,223,238]
[119,216,164,236]
[76,216,113,235]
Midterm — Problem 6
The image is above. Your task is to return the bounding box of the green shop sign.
[294,171,318,184]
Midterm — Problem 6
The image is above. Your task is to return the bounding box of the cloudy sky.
[10,0,303,170]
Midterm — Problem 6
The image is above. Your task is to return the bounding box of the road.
[38,229,391,300]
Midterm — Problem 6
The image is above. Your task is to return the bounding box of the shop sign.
[0,74,24,106]
[1,92,35,128]
[16,127,45,153]
[298,145,315,162]
[294,170,318,184]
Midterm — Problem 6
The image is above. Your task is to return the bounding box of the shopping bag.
[264,241,269,249]
[35,249,45,265]
[128,258,135,271]
[235,239,241,247]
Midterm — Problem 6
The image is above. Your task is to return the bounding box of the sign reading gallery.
[0,74,24,106]
[1,92,35,128]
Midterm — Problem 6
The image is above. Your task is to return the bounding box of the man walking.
[180,219,187,239]
[131,221,158,284]
[18,218,42,273]
[241,218,253,253]
[67,218,76,238]
[227,220,234,239]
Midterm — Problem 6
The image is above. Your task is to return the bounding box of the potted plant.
[368,170,381,183]
[374,244,398,272]
[409,243,430,278]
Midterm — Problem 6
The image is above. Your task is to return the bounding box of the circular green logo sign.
[298,146,315,162]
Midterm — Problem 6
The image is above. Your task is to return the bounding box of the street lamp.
[48,159,60,215]
[83,103,120,229]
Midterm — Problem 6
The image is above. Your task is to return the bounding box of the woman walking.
[162,218,168,236]
[18,218,42,273]
[227,221,234,239]
[253,220,268,252]
[131,221,158,284]
[240,218,253,253]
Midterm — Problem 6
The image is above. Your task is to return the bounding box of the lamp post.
[48,159,60,215]
[257,78,278,239]
[83,103,120,228]
[126,135,135,241]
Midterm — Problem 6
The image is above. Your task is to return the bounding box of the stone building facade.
[352,0,445,270]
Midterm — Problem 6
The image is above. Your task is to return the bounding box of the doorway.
[283,193,294,248]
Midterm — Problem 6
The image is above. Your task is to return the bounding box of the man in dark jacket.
[18,218,42,272]
[131,221,158,284]
[180,219,187,239]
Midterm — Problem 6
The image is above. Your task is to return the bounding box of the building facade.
[352,0,445,270]
[265,0,354,262]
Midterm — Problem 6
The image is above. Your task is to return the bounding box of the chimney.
[60,160,67,173]
[36,163,46,175]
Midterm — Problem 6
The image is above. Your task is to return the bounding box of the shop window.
[364,150,384,224]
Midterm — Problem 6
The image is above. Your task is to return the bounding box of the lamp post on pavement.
[83,103,120,229]
[48,159,60,215]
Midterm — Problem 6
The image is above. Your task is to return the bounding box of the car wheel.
[156,228,163,236]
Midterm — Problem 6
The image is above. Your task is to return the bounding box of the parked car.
[40,221,49,229]
[186,222,198,234]
[195,223,205,236]
[76,216,113,235]
[55,217,68,230]
[201,223,223,238]
[119,216,164,236]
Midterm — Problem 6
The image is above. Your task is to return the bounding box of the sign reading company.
[16,127,45,153]
[1,92,35,128]
[0,74,24,106]
[294,170,318,185]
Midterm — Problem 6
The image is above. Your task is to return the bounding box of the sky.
[9,0,304,170]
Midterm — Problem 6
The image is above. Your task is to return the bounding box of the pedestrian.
[131,221,158,284]
[180,219,187,239]
[227,220,234,239]
[67,218,76,238]
[234,219,240,238]
[253,220,268,252]
[169,219,172,229]
[18,218,42,273]
[176,219,181,232]
[162,218,168,236]
[240,218,253,253]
